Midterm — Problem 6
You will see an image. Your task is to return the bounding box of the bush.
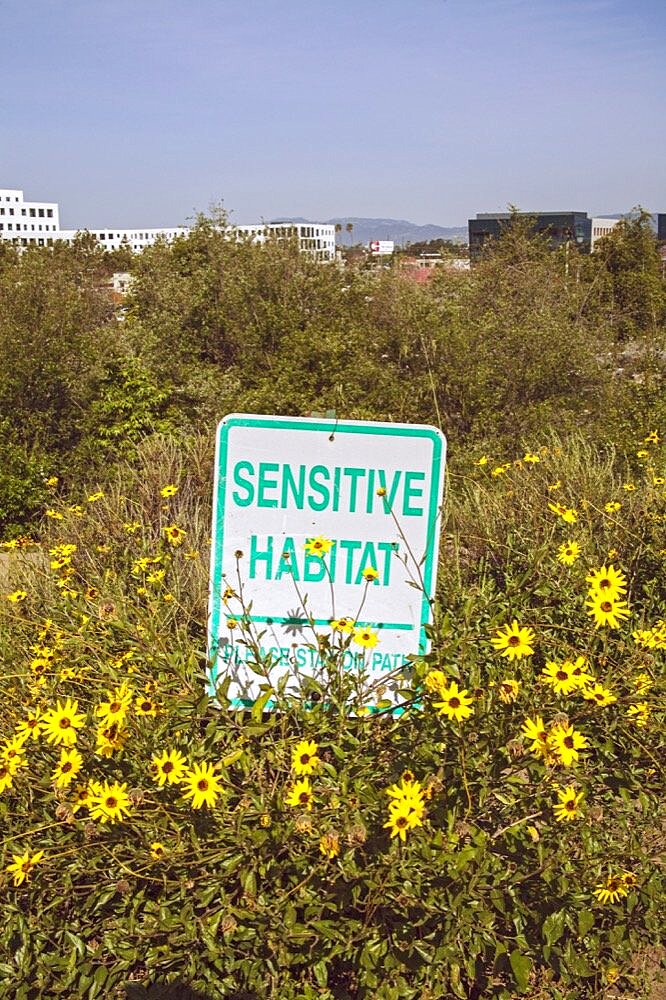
[0,431,663,998]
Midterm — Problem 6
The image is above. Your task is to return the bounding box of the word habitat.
[209,414,446,706]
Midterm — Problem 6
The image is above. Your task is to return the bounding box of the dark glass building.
[468,211,593,261]
[657,214,666,243]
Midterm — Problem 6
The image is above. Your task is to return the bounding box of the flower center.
[564,736,574,748]
[197,779,209,791]
[508,636,520,646]
[300,754,310,765]
[59,717,71,729]
[396,816,408,828]
[601,601,612,613]
[449,697,460,709]
[565,801,575,811]
[556,671,568,681]
[105,796,118,809]
[62,762,72,773]
[298,792,310,804]
[163,761,174,773]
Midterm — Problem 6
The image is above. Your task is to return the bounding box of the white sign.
[208,414,446,705]
[369,240,395,255]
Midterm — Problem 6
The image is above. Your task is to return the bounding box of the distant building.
[0,188,60,247]
[234,223,336,261]
[468,211,593,261]
[590,217,620,250]
[657,214,666,243]
[0,187,336,260]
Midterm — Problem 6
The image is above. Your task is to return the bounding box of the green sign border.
[208,414,445,696]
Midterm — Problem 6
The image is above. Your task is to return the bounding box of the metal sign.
[208,414,446,705]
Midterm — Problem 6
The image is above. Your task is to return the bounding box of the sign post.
[208,414,446,705]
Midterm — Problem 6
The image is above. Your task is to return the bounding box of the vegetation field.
[0,214,664,998]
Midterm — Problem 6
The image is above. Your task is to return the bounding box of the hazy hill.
[271,216,468,247]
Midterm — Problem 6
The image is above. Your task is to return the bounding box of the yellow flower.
[89,781,131,823]
[541,660,578,696]
[41,698,86,747]
[386,777,426,818]
[181,761,224,809]
[6,590,28,604]
[304,536,333,557]
[45,509,64,520]
[523,452,540,463]
[424,670,448,696]
[636,449,649,458]
[151,748,187,786]
[150,841,167,860]
[160,484,179,497]
[15,711,43,743]
[582,683,617,707]
[622,482,636,491]
[498,678,520,704]
[383,799,423,841]
[594,874,628,905]
[285,777,313,811]
[632,673,653,695]
[585,592,630,629]
[67,505,84,517]
[353,626,379,649]
[433,680,474,722]
[626,702,649,727]
[163,525,186,546]
[489,620,535,661]
[643,430,660,445]
[52,747,83,788]
[87,491,104,502]
[548,481,561,491]
[586,564,628,598]
[0,758,21,793]
[46,475,59,487]
[292,739,320,776]
[361,565,379,582]
[553,786,584,822]
[491,464,510,477]
[184,550,199,560]
[475,455,489,466]
[6,849,45,887]
[135,696,159,717]
[124,521,141,534]
[550,725,588,766]
[319,831,340,859]
[96,684,133,726]
[556,540,581,566]
[330,617,354,634]
[604,501,621,514]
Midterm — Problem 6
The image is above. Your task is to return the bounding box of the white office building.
[0,187,336,260]
[590,217,620,250]
[0,189,60,247]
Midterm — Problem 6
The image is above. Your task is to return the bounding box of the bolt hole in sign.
[208,414,446,707]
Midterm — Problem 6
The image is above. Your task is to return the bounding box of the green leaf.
[577,909,595,937]
[509,949,532,993]
[542,909,566,946]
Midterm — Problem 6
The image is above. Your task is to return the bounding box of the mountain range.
[271,217,468,247]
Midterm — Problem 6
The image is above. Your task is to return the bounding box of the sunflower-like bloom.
[151,748,188,786]
[41,698,86,747]
[521,716,550,756]
[181,762,224,809]
[489,621,535,661]
[6,849,45,887]
[586,564,627,600]
[52,747,83,788]
[594,874,628,905]
[557,541,581,566]
[383,799,424,842]
[585,592,630,629]
[285,777,313,811]
[433,680,474,722]
[303,536,333,557]
[541,660,578,696]
[89,781,131,824]
[291,739,319,776]
[553,785,584,822]
[582,684,617,707]
[550,724,588,766]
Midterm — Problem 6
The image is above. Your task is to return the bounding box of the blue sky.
[1,0,664,227]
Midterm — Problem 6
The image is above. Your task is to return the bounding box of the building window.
[38,208,44,217]
[47,209,53,218]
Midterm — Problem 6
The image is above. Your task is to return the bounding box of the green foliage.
[0,432,664,998]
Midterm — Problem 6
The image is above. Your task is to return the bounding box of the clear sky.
[1,0,664,228]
